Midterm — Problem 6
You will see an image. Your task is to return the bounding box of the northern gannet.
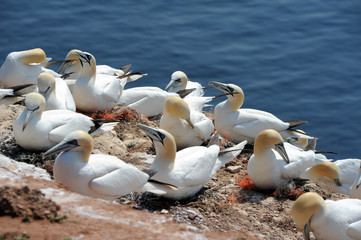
[34,72,76,111]
[138,124,247,200]
[65,51,146,112]
[43,130,173,200]
[247,129,314,190]
[118,86,195,117]
[300,159,361,195]
[209,81,311,143]
[0,48,51,94]
[165,71,204,97]
[292,192,361,240]
[160,96,214,149]
[13,93,117,152]
[57,49,146,92]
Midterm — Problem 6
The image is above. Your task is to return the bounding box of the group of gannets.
[1,48,361,239]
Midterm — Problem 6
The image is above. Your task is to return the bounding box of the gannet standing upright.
[13,93,117,152]
[43,130,173,200]
[0,48,51,94]
[160,96,214,149]
[138,124,247,200]
[35,72,76,111]
[247,129,314,190]
[291,192,361,240]
[300,159,361,195]
[165,71,204,97]
[208,81,311,143]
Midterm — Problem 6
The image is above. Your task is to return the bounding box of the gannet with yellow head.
[209,81,311,143]
[0,48,51,94]
[13,93,117,151]
[292,192,361,240]
[301,159,361,196]
[160,96,214,150]
[138,124,247,200]
[165,71,204,97]
[35,72,76,111]
[247,129,314,190]
[43,130,172,200]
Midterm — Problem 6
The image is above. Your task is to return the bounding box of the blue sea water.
[1,0,361,159]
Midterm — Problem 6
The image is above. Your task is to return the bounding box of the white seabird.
[118,86,196,117]
[43,130,174,200]
[165,71,204,97]
[160,95,214,149]
[0,48,51,94]
[292,192,361,240]
[208,81,311,143]
[34,72,76,111]
[300,159,361,196]
[138,124,247,200]
[247,129,314,190]
[13,93,117,152]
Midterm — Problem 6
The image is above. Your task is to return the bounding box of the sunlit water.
[1,0,361,159]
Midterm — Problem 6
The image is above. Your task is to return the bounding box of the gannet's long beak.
[208,81,236,96]
[57,59,75,74]
[43,139,79,156]
[22,106,39,132]
[274,142,289,164]
[165,78,181,91]
[303,221,311,240]
[356,164,361,189]
[334,178,343,186]
[39,86,51,101]
[137,124,165,144]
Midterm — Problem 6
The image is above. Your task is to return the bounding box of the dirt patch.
[0,186,60,222]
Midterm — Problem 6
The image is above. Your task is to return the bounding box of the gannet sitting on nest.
[160,95,214,149]
[292,192,361,240]
[247,129,314,190]
[0,48,52,94]
[34,72,75,111]
[138,124,247,200]
[13,93,117,152]
[44,130,175,200]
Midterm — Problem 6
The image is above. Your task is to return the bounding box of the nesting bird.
[300,159,361,196]
[160,96,214,149]
[138,124,247,200]
[292,192,361,240]
[43,130,174,200]
[0,48,51,94]
[209,81,311,143]
[13,93,117,151]
[35,72,75,111]
[247,129,314,190]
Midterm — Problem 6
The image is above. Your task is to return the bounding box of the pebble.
[160,209,168,214]
[226,165,242,173]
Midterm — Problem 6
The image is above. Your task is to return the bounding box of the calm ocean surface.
[1,1,361,159]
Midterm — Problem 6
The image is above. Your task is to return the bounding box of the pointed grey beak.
[137,124,165,144]
[334,178,342,186]
[303,221,311,240]
[208,81,235,96]
[39,86,51,101]
[57,59,75,74]
[165,78,181,91]
[274,142,289,164]
[22,106,39,131]
[43,139,78,156]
